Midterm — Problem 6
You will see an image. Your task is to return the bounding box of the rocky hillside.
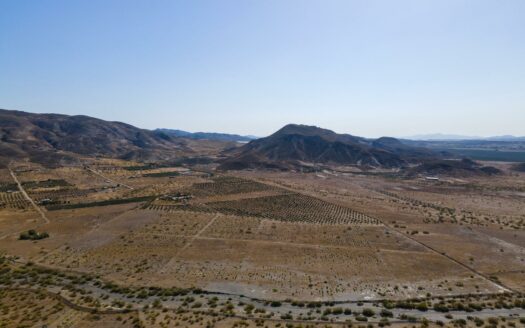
[0,109,191,167]
[512,162,525,172]
[407,158,502,177]
[219,124,439,170]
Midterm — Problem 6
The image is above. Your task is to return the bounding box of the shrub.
[487,317,499,325]
[416,302,428,311]
[19,230,49,240]
[355,315,368,322]
[332,307,343,315]
[433,303,449,312]
[380,309,393,318]
[244,304,254,313]
[452,319,467,327]
[362,308,375,317]
[474,317,484,327]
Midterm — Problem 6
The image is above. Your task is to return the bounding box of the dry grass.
[1,159,523,310]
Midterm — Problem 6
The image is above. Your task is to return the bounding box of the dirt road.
[8,167,50,224]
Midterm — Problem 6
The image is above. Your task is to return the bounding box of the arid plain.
[1,158,524,328]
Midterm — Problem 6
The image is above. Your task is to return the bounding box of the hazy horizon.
[3,107,525,140]
[1,0,524,138]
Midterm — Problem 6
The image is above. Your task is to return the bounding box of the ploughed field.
[0,160,524,327]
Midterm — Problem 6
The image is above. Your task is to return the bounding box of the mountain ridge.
[155,128,256,142]
[219,124,438,170]
[0,110,504,176]
[0,108,191,167]
[405,133,525,141]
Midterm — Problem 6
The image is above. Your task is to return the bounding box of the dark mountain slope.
[156,128,255,142]
[219,124,435,170]
[0,109,190,166]
[371,137,449,161]
[407,159,502,177]
[512,163,525,172]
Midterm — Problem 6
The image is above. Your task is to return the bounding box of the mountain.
[0,111,504,176]
[371,137,441,161]
[485,135,525,141]
[512,163,525,172]
[405,133,482,141]
[219,124,439,170]
[407,158,502,177]
[406,133,525,141]
[0,109,191,167]
[155,129,256,142]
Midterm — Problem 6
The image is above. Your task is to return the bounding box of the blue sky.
[1,0,524,137]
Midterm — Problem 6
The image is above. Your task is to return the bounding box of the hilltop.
[219,124,439,170]
[0,109,192,167]
[155,128,255,142]
[218,124,504,177]
[0,111,503,177]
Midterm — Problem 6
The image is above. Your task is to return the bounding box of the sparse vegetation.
[19,229,49,240]
[0,157,524,327]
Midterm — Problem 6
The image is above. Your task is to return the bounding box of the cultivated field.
[0,159,524,327]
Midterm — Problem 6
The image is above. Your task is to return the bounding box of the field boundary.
[8,167,50,224]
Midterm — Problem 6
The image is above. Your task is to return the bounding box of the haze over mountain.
[155,128,256,142]
[406,133,525,141]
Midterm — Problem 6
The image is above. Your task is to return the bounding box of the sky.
[1,0,524,138]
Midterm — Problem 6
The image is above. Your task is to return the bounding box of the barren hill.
[0,109,191,167]
[0,112,503,177]
[407,158,502,177]
[219,124,438,170]
[512,162,525,172]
